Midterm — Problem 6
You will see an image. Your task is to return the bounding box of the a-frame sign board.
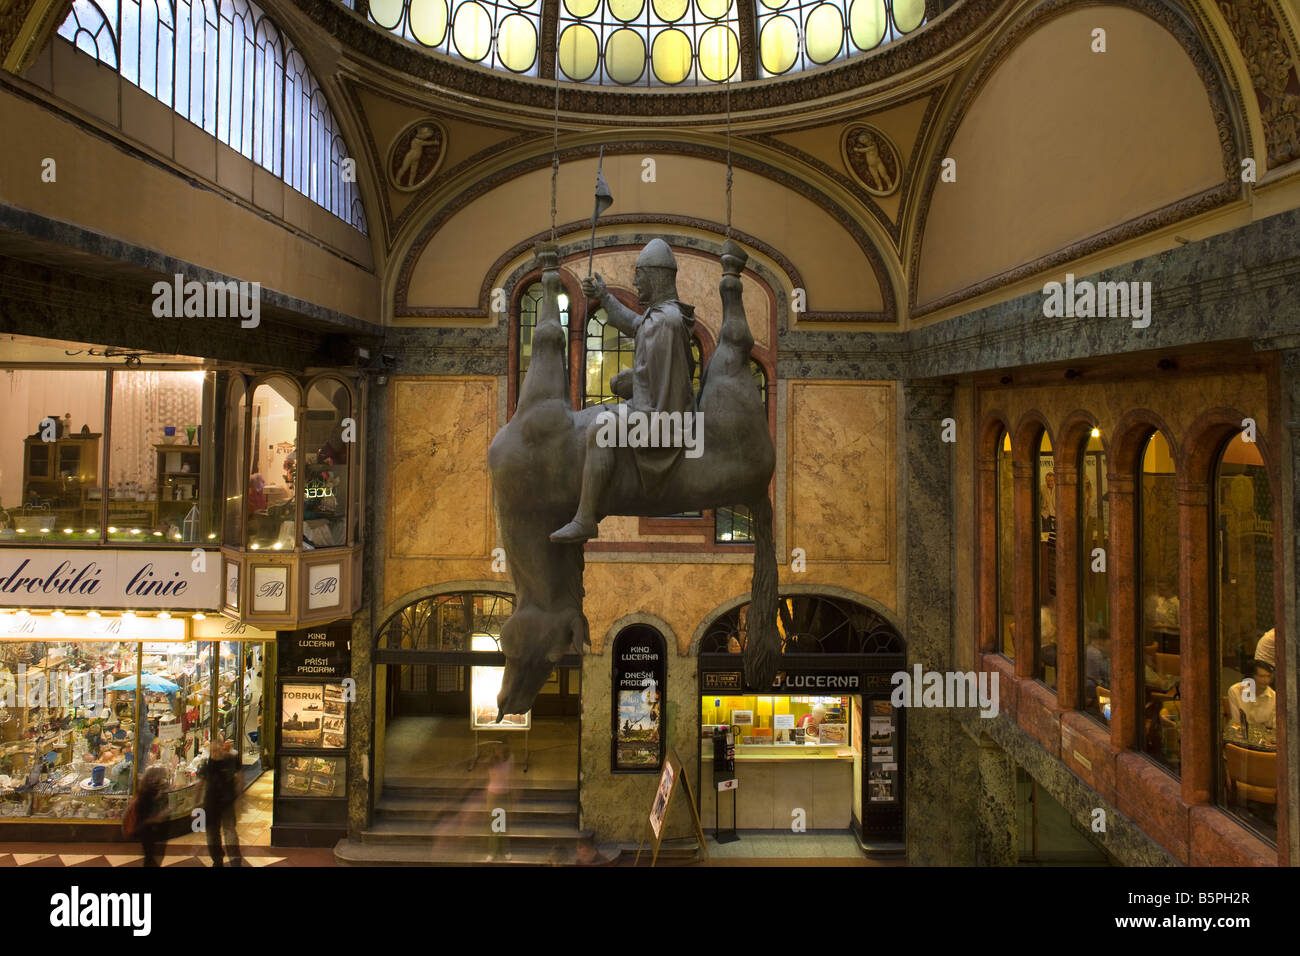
[635,747,711,866]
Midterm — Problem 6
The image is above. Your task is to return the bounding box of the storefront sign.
[773,672,861,691]
[0,611,184,639]
[192,617,277,641]
[279,623,351,678]
[702,670,743,692]
[702,669,862,692]
[0,550,221,609]
[612,626,666,772]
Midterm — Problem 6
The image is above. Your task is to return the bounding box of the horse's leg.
[744,493,781,689]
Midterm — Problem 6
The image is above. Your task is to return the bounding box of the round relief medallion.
[388,118,448,193]
[840,124,901,197]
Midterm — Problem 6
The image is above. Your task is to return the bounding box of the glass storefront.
[0,627,272,825]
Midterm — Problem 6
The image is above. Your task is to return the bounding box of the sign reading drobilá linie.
[280,622,352,678]
[612,625,666,772]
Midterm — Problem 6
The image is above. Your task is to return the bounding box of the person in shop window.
[1228,661,1276,735]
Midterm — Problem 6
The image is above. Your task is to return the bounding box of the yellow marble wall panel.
[788,381,894,564]
[387,377,497,558]
[382,559,511,610]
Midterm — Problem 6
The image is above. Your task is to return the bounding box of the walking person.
[132,765,171,867]
[484,742,513,863]
[198,737,243,866]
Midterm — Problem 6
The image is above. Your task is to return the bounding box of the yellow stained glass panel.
[653,0,690,21]
[805,3,843,64]
[848,0,886,51]
[652,28,692,84]
[697,0,732,20]
[497,13,537,72]
[759,14,798,74]
[452,1,492,61]
[368,0,404,30]
[894,0,925,33]
[408,0,448,46]
[563,0,599,14]
[558,23,599,80]
[698,24,738,81]
[609,0,645,21]
[606,28,646,84]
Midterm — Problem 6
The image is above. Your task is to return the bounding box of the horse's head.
[495,604,587,719]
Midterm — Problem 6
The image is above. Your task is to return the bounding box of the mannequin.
[243,650,263,764]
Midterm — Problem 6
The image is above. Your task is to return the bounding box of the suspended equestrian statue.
[487,163,779,718]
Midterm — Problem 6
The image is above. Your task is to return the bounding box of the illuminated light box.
[470,632,530,731]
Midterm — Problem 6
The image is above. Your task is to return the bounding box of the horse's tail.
[744,493,781,689]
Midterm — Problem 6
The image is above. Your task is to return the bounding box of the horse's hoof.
[549,520,596,544]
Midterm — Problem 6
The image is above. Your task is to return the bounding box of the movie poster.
[612,626,666,772]
[281,684,324,749]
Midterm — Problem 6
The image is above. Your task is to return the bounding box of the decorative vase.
[185,426,197,445]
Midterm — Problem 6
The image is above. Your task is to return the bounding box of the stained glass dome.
[344,0,927,86]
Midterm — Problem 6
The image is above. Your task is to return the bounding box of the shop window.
[1079,428,1110,721]
[0,640,138,820]
[223,378,248,547]
[2,369,107,544]
[1213,431,1275,840]
[139,640,212,814]
[1137,430,1180,772]
[1034,432,1056,688]
[995,429,1014,659]
[246,376,301,551]
[519,281,570,400]
[301,379,352,549]
[107,370,213,544]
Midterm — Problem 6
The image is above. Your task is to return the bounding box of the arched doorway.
[371,589,582,788]
[696,592,906,851]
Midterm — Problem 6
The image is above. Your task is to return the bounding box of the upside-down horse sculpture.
[488,238,778,718]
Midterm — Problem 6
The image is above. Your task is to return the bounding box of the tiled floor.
[0,773,336,867]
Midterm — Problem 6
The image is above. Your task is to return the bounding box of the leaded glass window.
[58,0,367,232]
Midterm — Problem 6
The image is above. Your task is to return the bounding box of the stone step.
[382,776,577,800]
[334,839,613,867]
[359,818,589,845]
[376,795,579,823]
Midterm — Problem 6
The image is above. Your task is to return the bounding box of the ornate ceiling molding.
[391,139,900,323]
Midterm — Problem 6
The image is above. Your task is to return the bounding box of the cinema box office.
[695,596,907,851]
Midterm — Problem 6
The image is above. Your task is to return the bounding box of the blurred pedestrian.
[198,737,242,866]
[132,765,170,867]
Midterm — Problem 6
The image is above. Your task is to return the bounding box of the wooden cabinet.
[155,443,202,533]
[22,433,101,512]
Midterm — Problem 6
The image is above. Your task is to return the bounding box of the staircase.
[335,775,595,866]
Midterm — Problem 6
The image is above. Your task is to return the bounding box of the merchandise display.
[701,694,854,754]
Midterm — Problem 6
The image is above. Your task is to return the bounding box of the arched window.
[518,280,571,399]
[1137,430,1180,772]
[1034,431,1056,688]
[1078,427,1109,721]
[58,0,367,232]
[1213,431,1275,841]
[995,429,1014,659]
[698,593,901,656]
[583,302,632,407]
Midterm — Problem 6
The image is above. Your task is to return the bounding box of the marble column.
[901,381,980,864]
[975,733,1019,865]
[1278,351,1299,864]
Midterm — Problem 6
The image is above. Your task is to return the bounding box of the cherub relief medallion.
[388,118,447,193]
[841,124,902,198]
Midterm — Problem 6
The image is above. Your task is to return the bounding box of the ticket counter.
[700,694,858,829]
